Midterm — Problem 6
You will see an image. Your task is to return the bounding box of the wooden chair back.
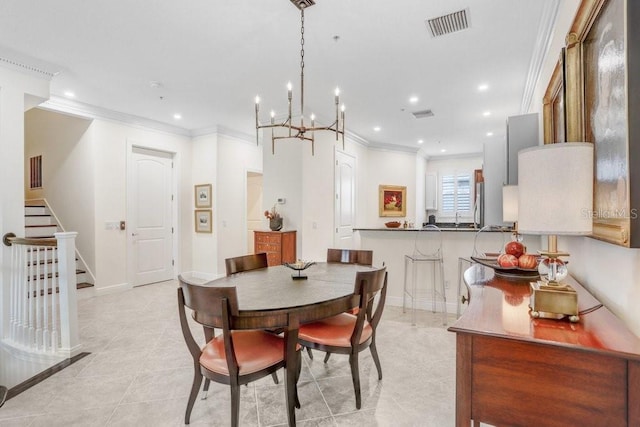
[177,275,294,425]
[326,248,373,266]
[351,267,388,347]
[225,253,268,276]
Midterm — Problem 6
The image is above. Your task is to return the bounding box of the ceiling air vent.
[426,8,470,38]
[290,0,315,10]
[412,109,434,119]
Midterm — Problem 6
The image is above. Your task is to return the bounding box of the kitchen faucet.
[455,211,460,227]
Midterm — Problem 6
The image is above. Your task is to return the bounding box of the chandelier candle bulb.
[254,3,345,154]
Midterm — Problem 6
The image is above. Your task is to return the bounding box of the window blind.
[441,172,471,213]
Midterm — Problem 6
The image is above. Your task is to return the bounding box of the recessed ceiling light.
[64,91,75,98]
[486,131,494,137]
[409,96,419,104]
[483,111,491,117]
[173,113,182,120]
[440,149,447,153]
[417,139,424,144]
[478,84,489,92]
[373,126,381,132]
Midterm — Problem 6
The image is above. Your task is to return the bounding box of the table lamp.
[502,185,521,241]
[517,142,594,322]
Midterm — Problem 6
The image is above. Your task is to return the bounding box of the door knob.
[132,233,139,237]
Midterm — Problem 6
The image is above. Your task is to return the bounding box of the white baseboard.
[93,282,132,296]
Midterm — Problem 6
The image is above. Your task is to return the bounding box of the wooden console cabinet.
[450,264,640,427]
[254,230,296,266]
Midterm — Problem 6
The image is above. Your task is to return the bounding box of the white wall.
[263,133,305,256]
[24,109,96,276]
[364,149,418,228]
[0,67,50,337]
[190,133,218,279]
[91,119,192,292]
[528,0,640,337]
[214,131,262,273]
[262,129,371,261]
[415,155,427,226]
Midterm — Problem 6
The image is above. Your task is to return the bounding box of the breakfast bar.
[355,227,541,314]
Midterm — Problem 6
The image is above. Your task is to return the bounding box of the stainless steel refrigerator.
[474,181,485,228]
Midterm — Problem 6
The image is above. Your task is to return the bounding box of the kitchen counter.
[354,225,510,233]
[355,227,478,232]
[354,227,540,315]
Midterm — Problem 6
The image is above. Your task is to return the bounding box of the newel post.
[55,232,82,357]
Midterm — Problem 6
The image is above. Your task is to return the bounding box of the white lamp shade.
[518,143,594,235]
[502,185,519,222]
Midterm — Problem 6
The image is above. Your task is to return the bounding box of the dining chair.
[305,248,375,362]
[326,248,373,266]
[225,252,268,276]
[177,275,300,426]
[298,266,388,410]
[226,251,283,350]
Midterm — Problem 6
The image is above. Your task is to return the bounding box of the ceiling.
[0,0,559,156]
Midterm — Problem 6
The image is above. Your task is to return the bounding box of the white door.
[334,150,356,248]
[129,147,174,286]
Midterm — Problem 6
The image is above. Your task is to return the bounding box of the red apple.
[518,253,538,269]
[498,253,518,268]
[504,241,525,258]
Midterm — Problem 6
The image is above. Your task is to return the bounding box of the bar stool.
[403,225,446,326]
[456,225,507,317]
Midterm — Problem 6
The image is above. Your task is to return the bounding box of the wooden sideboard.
[449,264,640,427]
[254,230,296,266]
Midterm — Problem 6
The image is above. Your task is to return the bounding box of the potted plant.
[264,205,283,231]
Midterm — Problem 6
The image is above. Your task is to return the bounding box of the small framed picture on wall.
[379,185,406,217]
[194,184,212,208]
[194,209,212,233]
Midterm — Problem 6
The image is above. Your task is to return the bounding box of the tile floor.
[0,280,458,426]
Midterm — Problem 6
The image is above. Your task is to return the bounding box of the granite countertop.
[354,226,478,232]
[354,224,512,233]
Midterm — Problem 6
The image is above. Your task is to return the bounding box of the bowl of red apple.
[472,240,540,279]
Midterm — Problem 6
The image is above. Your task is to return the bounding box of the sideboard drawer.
[254,230,296,266]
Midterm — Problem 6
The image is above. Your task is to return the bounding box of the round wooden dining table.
[201,262,378,427]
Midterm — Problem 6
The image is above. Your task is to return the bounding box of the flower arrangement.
[264,204,281,220]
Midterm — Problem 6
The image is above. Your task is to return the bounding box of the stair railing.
[2,232,81,358]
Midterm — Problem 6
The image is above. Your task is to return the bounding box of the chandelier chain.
[254,3,345,155]
[300,10,305,119]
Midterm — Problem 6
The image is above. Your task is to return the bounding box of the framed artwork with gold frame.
[194,184,212,208]
[195,209,212,233]
[543,49,566,144]
[379,185,406,217]
[561,0,639,247]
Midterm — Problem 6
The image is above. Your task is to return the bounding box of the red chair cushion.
[298,313,372,348]
[200,330,285,376]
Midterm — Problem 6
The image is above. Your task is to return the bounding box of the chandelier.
[254,0,345,155]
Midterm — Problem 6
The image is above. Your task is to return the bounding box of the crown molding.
[520,0,561,113]
[40,96,192,137]
[192,125,255,144]
[0,47,58,80]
